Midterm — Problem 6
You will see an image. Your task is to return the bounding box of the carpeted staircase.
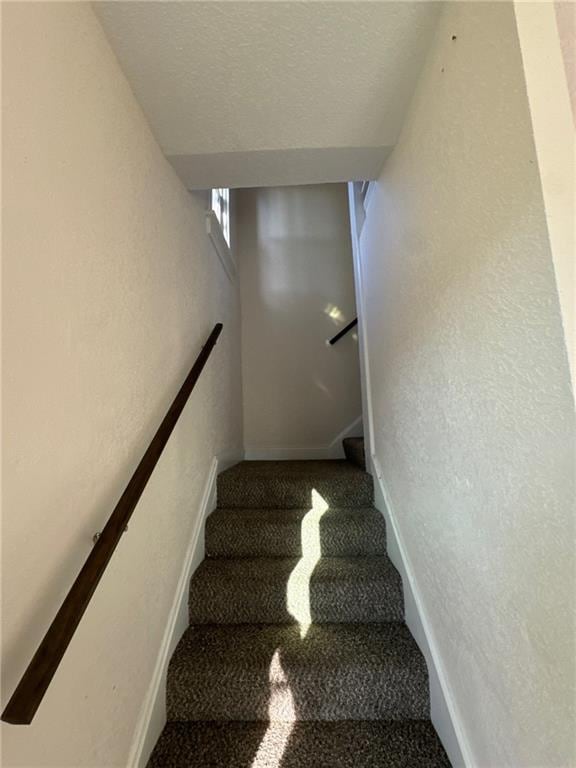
[148,440,451,767]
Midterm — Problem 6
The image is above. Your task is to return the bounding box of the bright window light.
[211,188,230,246]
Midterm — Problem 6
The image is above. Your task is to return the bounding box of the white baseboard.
[244,416,363,460]
[216,448,244,473]
[127,456,220,768]
[371,454,473,768]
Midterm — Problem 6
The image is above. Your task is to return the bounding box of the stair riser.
[149,721,451,768]
[343,439,366,470]
[189,580,403,624]
[167,665,429,721]
[167,624,430,724]
[205,519,387,558]
[216,477,374,509]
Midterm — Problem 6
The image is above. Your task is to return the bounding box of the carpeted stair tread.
[189,556,403,624]
[343,437,366,470]
[217,460,373,509]
[148,455,450,765]
[206,506,387,557]
[148,720,451,767]
[167,623,429,721]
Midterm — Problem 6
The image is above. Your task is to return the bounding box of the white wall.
[2,4,242,766]
[357,3,575,766]
[237,185,362,458]
[514,1,575,387]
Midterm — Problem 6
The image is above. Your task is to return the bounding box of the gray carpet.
[189,556,403,624]
[167,623,429,722]
[217,460,374,509]
[148,721,450,767]
[148,443,451,767]
[206,506,387,557]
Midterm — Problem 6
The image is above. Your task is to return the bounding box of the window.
[211,188,230,247]
[359,181,374,213]
[206,188,235,280]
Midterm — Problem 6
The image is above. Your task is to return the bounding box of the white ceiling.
[95,1,441,188]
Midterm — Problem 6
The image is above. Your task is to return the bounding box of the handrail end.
[1,704,32,726]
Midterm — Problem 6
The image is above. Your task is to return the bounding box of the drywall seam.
[127,456,218,768]
[371,453,473,768]
[244,416,362,460]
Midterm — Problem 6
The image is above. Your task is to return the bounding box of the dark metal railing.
[328,317,358,345]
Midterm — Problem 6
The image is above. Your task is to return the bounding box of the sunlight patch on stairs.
[250,650,295,768]
[286,489,329,638]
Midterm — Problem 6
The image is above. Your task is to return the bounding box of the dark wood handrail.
[328,317,358,345]
[2,323,223,725]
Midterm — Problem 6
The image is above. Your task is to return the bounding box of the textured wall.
[237,185,362,456]
[359,3,575,766]
[2,4,242,766]
[94,1,440,188]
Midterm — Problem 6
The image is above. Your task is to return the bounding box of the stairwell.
[148,440,450,767]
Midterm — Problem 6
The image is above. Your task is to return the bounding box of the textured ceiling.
[95,1,441,188]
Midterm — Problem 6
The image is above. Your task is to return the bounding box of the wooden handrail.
[328,317,358,345]
[2,323,223,725]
